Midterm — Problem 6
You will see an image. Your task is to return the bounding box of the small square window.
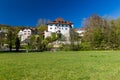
[55,24,57,26]
[28,33,31,35]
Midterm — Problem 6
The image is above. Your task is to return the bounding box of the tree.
[36,36,43,51]
[24,36,31,53]
[69,28,80,51]
[0,30,5,49]
[82,14,105,49]
[15,37,20,52]
[36,24,48,33]
[37,19,50,26]
[82,14,120,50]
[7,27,20,51]
[7,28,13,51]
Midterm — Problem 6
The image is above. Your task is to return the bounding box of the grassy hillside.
[0,51,120,80]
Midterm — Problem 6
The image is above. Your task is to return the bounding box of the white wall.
[47,24,72,41]
[48,24,71,36]
[18,29,32,42]
[44,31,51,38]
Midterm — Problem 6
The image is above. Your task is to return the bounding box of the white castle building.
[45,18,73,40]
[18,29,32,42]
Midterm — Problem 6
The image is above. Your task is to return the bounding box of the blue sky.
[0,0,120,27]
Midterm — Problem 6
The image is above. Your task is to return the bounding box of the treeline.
[0,23,61,52]
[81,14,120,50]
[0,24,32,52]
[1,16,120,52]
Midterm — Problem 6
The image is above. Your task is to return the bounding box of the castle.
[45,18,73,40]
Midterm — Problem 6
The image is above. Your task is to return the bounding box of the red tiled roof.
[48,18,73,25]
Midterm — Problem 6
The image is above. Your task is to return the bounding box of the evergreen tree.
[15,37,20,52]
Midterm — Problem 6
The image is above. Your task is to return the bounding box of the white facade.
[18,29,32,42]
[46,18,73,39]
[44,31,52,38]
[48,24,72,35]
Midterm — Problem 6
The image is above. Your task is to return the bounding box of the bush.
[60,44,81,51]
[60,44,70,51]
[80,42,91,50]
[46,44,53,51]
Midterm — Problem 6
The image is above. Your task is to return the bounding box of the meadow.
[0,51,120,80]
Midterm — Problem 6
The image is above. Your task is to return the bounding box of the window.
[28,33,31,35]
[50,24,53,26]
[55,24,57,26]
[65,28,68,30]
[50,27,52,29]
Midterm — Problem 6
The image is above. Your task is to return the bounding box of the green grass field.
[0,51,120,80]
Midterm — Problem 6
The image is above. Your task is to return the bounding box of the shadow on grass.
[0,49,45,54]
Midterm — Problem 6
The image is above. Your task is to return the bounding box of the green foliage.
[61,44,80,51]
[46,44,53,51]
[15,37,20,51]
[69,29,80,51]
[82,14,120,50]
[45,37,52,42]
[60,44,71,51]
[7,28,14,51]
[36,24,47,34]
[80,42,91,50]
[51,32,58,41]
